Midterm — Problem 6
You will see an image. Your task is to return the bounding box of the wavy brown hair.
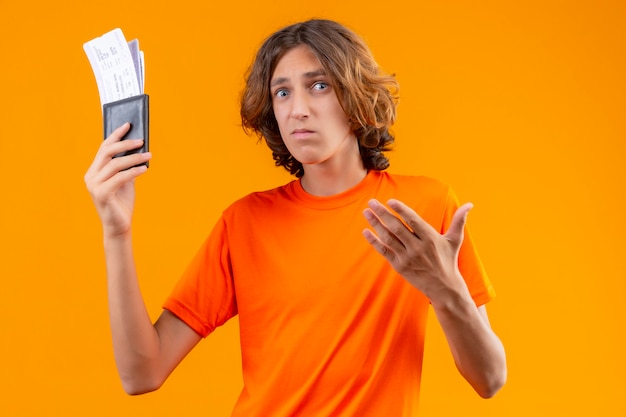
[240,19,399,178]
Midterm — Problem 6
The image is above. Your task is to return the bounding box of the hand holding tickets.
[84,29,149,165]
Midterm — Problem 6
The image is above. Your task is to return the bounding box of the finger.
[385,198,435,240]
[91,154,150,193]
[363,207,410,266]
[86,139,146,181]
[364,200,411,251]
[102,138,146,161]
[94,122,134,167]
[362,228,398,263]
[98,151,152,181]
[444,202,473,247]
[92,164,147,203]
[88,151,151,194]
[103,122,131,144]
[104,164,148,191]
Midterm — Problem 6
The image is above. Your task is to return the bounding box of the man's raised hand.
[84,123,152,238]
[362,199,473,304]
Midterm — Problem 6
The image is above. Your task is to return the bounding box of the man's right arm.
[104,233,201,394]
[85,124,201,394]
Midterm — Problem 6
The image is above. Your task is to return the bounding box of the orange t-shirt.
[164,171,495,416]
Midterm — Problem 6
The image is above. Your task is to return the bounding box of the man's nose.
[290,90,310,119]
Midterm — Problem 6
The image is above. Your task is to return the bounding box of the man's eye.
[312,82,328,90]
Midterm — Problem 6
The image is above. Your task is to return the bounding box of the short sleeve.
[441,186,496,307]
[163,216,238,337]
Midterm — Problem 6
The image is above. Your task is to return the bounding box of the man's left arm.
[431,298,506,398]
[362,199,507,398]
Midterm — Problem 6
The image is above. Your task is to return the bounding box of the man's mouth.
[292,129,314,139]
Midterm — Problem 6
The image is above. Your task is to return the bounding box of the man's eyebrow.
[270,77,288,88]
[270,69,327,88]
[303,69,327,78]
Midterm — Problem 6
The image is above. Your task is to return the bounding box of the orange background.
[1,0,624,416]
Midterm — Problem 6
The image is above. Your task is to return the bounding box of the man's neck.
[300,163,368,197]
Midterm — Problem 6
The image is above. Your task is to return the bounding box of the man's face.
[270,45,357,170]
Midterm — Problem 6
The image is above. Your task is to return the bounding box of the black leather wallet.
[103,94,149,166]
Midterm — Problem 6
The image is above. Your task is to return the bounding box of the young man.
[85,19,506,416]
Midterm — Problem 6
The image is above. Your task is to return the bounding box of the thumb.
[444,202,473,248]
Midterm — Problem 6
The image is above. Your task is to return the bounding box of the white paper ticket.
[83,28,143,106]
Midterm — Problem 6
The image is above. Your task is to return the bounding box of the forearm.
[432,290,507,398]
[104,232,162,394]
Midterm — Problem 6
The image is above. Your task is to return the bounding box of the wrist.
[428,274,474,313]
[431,289,474,311]
[103,228,133,247]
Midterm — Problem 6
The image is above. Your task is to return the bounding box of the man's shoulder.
[224,181,295,214]
[381,171,450,195]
